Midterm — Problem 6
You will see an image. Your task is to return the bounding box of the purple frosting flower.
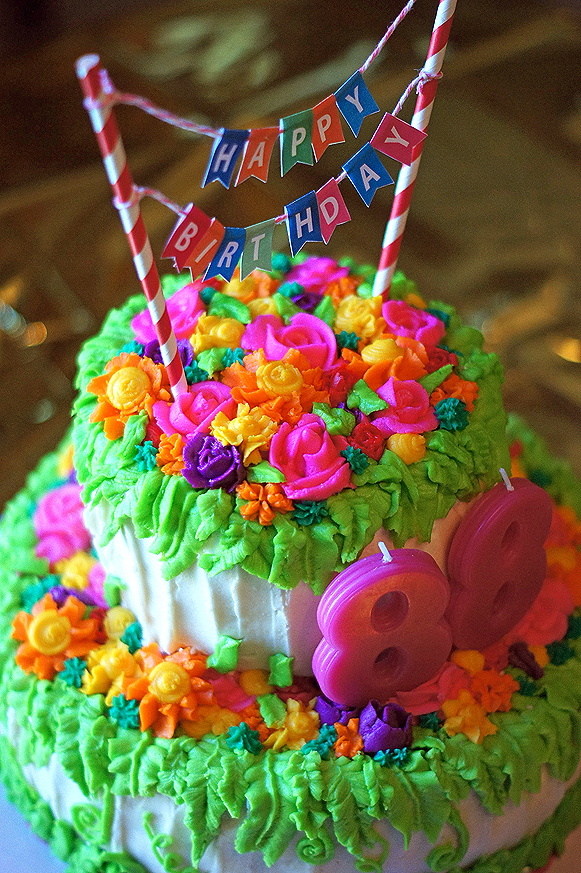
[183,433,244,492]
[143,338,194,368]
[359,700,413,755]
[291,290,323,313]
[315,693,360,726]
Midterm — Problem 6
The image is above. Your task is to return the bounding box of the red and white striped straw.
[75,54,188,398]
[372,0,458,298]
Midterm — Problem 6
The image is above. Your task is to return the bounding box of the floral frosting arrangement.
[72,255,510,592]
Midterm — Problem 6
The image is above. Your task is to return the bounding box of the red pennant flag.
[184,219,225,279]
[235,127,280,185]
[162,203,212,272]
[316,179,351,244]
[371,112,427,166]
[312,95,345,162]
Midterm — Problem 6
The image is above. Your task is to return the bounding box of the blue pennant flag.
[342,143,393,206]
[203,129,250,188]
[284,191,323,256]
[204,227,247,281]
[334,71,379,136]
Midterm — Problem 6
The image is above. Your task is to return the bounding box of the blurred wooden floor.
[0,0,580,509]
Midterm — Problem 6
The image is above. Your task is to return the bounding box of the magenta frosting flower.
[269,413,351,501]
[131,282,205,343]
[382,300,445,347]
[371,377,438,435]
[242,312,337,370]
[34,483,91,565]
[153,381,236,438]
[359,700,413,755]
[183,433,244,492]
[285,256,350,293]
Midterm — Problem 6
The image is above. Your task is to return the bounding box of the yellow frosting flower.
[442,689,497,744]
[239,669,273,697]
[82,639,138,703]
[106,367,150,411]
[222,274,259,304]
[360,337,401,365]
[451,649,485,676]
[148,660,192,704]
[334,295,384,344]
[190,314,246,355]
[28,611,71,656]
[104,606,137,641]
[181,704,242,739]
[387,433,426,464]
[211,403,278,465]
[264,698,320,750]
[54,550,97,590]
[248,297,279,318]
[256,360,304,397]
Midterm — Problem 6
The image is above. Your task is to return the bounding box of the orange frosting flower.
[470,669,519,713]
[237,482,294,525]
[123,645,215,738]
[430,374,479,413]
[324,276,361,308]
[156,433,186,475]
[441,689,497,744]
[333,717,364,758]
[264,698,320,750]
[87,352,171,440]
[387,433,426,464]
[12,593,102,681]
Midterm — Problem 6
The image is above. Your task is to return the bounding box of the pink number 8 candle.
[313,549,453,708]
[445,477,553,650]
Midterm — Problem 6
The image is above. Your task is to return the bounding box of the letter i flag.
[316,179,351,244]
[205,227,247,281]
[240,219,276,279]
[285,191,323,256]
[203,129,250,188]
[184,219,225,279]
[280,110,314,176]
[334,71,379,136]
[162,203,212,271]
[236,127,280,185]
[371,112,427,165]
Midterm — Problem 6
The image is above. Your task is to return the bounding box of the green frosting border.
[70,271,511,591]
[1,421,581,872]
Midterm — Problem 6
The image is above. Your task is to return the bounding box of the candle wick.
[378,542,393,563]
[499,468,514,492]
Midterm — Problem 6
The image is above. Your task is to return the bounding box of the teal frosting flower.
[60,657,87,688]
[434,397,469,431]
[121,621,143,655]
[546,640,575,665]
[335,330,359,352]
[21,575,60,612]
[134,441,158,472]
[517,676,538,697]
[226,722,263,754]
[340,445,369,474]
[121,340,145,356]
[301,723,337,759]
[222,347,246,368]
[374,747,410,767]
[184,361,210,384]
[109,694,140,729]
[418,711,442,731]
[292,500,329,526]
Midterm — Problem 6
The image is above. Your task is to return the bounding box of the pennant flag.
[161,203,212,272]
[343,143,394,206]
[202,129,250,188]
[280,110,314,176]
[312,95,345,161]
[371,112,427,166]
[315,179,351,244]
[285,191,323,256]
[334,71,379,136]
[185,219,225,278]
[240,219,276,279]
[205,227,247,282]
[235,127,280,185]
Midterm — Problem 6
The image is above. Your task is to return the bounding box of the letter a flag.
[334,71,379,136]
[240,219,276,280]
[203,129,250,188]
[371,112,427,166]
[285,191,323,256]
[235,127,280,185]
[343,143,393,206]
[162,203,212,272]
[185,219,225,279]
[205,227,247,282]
[316,179,351,244]
[311,95,345,161]
[280,110,314,176]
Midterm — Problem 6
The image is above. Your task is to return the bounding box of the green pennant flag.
[280,109,314,175]
[240,219,276,279]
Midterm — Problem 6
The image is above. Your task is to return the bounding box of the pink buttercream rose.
[503,577,575,648]
[242,312,337,370]
[285,257,350,293]
[392,661,470,716]
[34,483,91,565]
[269,413,352,501]
[382,299,445,347]
[371,377,438,435]
[85,563,108,609]
[131,282,205,343]
[153,381,236,438]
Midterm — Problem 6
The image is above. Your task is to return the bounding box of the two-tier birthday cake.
[1,255,581,873]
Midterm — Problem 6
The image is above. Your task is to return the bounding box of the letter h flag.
[203,129,250,188]
[285,191,323,256]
